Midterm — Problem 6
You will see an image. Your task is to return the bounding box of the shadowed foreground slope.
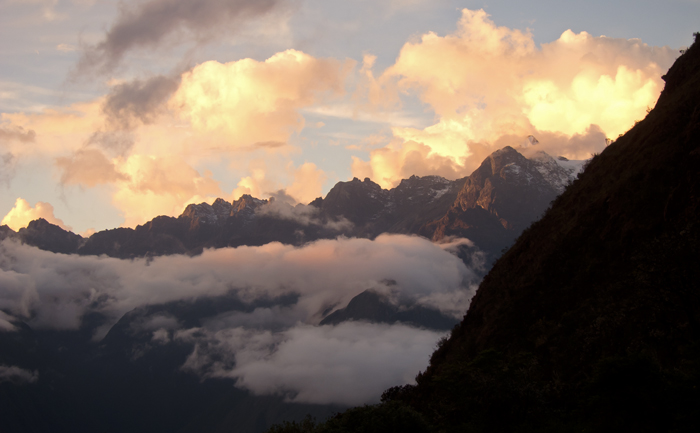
[268,34,700,433]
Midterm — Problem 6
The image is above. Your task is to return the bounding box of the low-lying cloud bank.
[178,322,443,406]
[0,234,476,331]
[0,234,480,405]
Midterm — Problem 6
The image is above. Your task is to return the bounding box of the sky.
[0,0,697,234]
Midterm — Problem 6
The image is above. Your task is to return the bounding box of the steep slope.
[433,35,700,384]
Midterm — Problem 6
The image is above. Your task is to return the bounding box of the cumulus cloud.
[3,46,354,227]
[1,198,71,231]
[0,365,39,384]
[353,8,677,187]
[178,322,443,406]
[171,50,354,148]
[75,0,289,75]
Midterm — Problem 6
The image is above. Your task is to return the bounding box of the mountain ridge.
[1,147,584,266]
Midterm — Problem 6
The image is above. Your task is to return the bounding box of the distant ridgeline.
[0,146,583,269]
[266,33,700,433]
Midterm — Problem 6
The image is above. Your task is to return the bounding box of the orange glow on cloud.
[171,49,354,148]
[1,198,71,231]
[353,9,677,188]
[112,154,222,227]
[231,159,326,204]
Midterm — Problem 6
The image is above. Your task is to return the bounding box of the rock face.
[3,148,582,264]
[17,218,84,254]
[428,146,581,259]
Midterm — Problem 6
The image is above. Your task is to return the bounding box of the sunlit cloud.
[352,8,677,188]
[111,154,222,227]
[1,197,71,231]
[171,50,354,148]
[232,159,327,204]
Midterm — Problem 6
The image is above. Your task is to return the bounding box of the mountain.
[427,146,579,258]
[2,148,583,266]
[267,33,700,433]
[319,289,458,331]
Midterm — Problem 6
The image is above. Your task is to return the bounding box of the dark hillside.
[433,31,700,381]
[267,33,700,433]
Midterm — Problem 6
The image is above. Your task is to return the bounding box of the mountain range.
[0,142,585,432]
[1,147,583,268]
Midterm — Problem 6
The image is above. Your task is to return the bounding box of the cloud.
[55,148,128,187]
[0,125,35,185]
[0,233,479,404]
[75,0,289,75]
[0,126,36,144]
[0,365,39,384]
[178,322,443,406]
[112,154,222,227]
[231,159,327,205]
[351,139,467,189]
[171,50,354,148]
[103,75,181,130]
[256,190,353,231]
[0,311,18,332]
[56,43,77,52]
[353,8,677,187]
[0,153,17,187]
[1,198,71,231]
[0,234,476,330]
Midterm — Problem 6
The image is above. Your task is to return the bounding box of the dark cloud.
[76,0,287,75]
[103,75,181,129]
[86,130,135,156]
